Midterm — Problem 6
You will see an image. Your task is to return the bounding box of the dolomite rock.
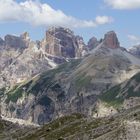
[103,31,120,49]
[88,36,99,50]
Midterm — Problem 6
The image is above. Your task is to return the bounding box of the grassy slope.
[4,59,83,103]
[1,103,140,140]
[12,105,140,140]
[100,72,140,108]
[3,58,94,104]
[20,113,120,140]
[0,119,34,140]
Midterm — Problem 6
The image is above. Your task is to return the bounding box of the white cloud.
[105,0,140,10]
[128,34,140,44]
[95,16,114,24]
[0,0,113,28]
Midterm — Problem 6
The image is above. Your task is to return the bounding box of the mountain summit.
[41,27,87,58]
[103,31,120,49]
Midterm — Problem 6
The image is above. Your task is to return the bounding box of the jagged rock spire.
[103,31,120,49]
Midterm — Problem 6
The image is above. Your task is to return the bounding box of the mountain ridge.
[1,27,140,140]
[1,34,140,124]
[0,27,122,89]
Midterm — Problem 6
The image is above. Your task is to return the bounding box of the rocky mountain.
[0,27,89,88]
[129,44,140,58]
[41,27,87,58]
[1,28,140,140]
[0,33,51,88]
[103,31,120,49]
[87,36,99,50]
[1,30,140,125]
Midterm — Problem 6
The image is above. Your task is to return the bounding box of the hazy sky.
[0,0,140,48]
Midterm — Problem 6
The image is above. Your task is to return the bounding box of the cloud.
[95,16,114,24]
[128,34,140,44]
[104,0,140,10]
[0,0,113,28]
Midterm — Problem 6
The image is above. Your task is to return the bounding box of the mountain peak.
[47,26,74,36]
[41,27,86,58]
[4,34,29,49]
[88,36,99,50]
[20,32,30,41]
[103,31,120,49]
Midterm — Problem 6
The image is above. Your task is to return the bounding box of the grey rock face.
[103,31,120,49]
[20,32,30,41]
[0,27,88,88]
[88,36,99,50]
[4,34,27,50]
[129,45,140,58]
[0,33,52,88]
[41,27,87,58]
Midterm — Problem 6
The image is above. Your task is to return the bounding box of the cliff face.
[103,31,120,49]
[0,33,51,88]
[41,27,87,58]
[88,36,99,50]
[4,35,27,50]
[0,27,88,88]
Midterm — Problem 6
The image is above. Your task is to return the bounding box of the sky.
[0,0,140,48]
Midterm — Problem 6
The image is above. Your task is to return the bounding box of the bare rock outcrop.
[4,34,28,50]
[88,36,99,50]
[41,27,87,58]
[103,31,120,49]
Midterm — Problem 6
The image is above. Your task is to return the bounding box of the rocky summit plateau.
[1,27,140,140]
